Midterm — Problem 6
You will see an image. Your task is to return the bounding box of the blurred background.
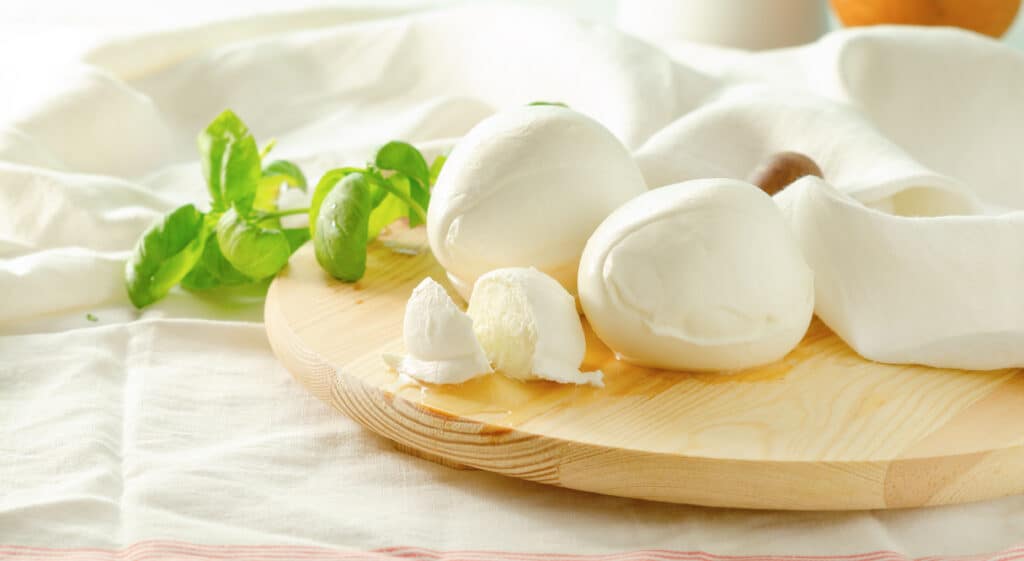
[4,0,1024,49]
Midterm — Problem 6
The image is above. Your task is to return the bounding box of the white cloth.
[3,3,1024,555]
[633,34,1024,370]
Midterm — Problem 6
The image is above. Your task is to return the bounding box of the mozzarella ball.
[578,179,814,371]
[468,267,603,387]
[427,105,647,298]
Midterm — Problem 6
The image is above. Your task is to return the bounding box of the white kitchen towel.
[3,2,1024,556]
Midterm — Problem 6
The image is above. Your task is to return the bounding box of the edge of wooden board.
[265,274,1024,510]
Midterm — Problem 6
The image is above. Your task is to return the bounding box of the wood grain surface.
[264,225,1024,510]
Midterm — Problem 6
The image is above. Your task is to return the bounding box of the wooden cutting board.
[265,225,1024,510]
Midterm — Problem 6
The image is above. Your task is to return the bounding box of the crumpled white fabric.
[3,2,1024,555]
[632,30,1024,370]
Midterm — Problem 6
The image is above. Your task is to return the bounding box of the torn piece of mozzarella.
[776,175,1024,370]
[467,267,603,387]
[383,277,492,384]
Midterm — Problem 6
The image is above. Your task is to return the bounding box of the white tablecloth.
[3,3,1024,557]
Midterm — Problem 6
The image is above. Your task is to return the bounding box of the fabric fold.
[777,176,1024,370]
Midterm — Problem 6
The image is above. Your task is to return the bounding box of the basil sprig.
[126,110,442,308]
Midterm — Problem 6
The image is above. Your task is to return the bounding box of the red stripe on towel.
[0,542,1019,561]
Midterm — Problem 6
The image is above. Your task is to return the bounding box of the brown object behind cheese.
[747,151,823,196]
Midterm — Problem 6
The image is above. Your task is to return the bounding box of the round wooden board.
[265,225,1024,510]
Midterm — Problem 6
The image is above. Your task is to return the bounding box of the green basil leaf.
[527,100,568,107]
[179,260,219,290]
[364,169,390,208]
[314,173,372,282]
[253,176,284,217]
[181,233,251,290]
[374,141,429,226]
[125,204,208,308]
[254,160,310,226]
[406,180,428,228]
[368,195,407,241]
[198,110,261,213]
[428,154,447,186]
[216,207,292,280]
[283,227,311,254]
[259,138,277,160]
[262,160,307,191]
[375,141,429,186]
[367,175,410,240]
[364,169,427,226]
[309,167,363,237]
